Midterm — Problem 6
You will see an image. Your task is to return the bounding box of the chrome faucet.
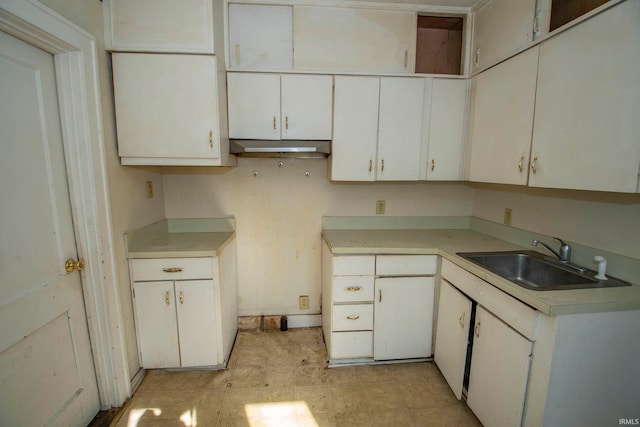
[532,237,572,263]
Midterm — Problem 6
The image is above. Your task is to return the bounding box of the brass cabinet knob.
[65,258,85,273]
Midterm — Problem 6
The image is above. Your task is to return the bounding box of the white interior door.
[0,31,100,427]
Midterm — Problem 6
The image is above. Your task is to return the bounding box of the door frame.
[0,0,130,408]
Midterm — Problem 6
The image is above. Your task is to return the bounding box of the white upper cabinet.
[529,0,640,193]
[228,4,293,70]
[293,6,416,73]
[377,77,425,181]
[227,73,333,140]
[424,78,468,181]
[105,0,222,53]
[468,47,539,185]
[281,74,333,140]
[112,53,234,166]
[331,76,425,182]
[472,0,537,71]
[331,76,380,182]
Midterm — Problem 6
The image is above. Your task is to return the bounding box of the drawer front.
[333,255,375,276]
[131,257,213,281]
[330,331,373,359]
[332,304,374,331]
[333,276,375,303]
[376,255,437,276]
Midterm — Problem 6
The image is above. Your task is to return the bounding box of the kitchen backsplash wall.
[472,185,640,260]
[163,158,473,317]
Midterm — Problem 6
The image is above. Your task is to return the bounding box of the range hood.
[230,139,331,158]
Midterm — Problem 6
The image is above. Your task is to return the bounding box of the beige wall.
[38,0,166,380]
[472,185,640,259]
[163,158,473,316]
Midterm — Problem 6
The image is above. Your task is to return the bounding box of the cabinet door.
[426,79,468,181]
[281,74,333,140]
[467,305,532,427]
[530,0,640,193]
[331,76,379,181]
[227,73,281,140]
[377,77,425,181]
[112,54,221,160]
[106,0,215,53]
[374,277,434,360]
[228,4,293,70]
[293,6,416,73]
[434,280,472,400]
[133,281,180,368]
[175,280,219,367]
[468,47,539,185]
[472,0,536,71]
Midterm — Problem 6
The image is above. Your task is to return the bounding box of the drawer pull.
[459,312,466,329]
[165,291,170,306]
[346,315,360,320]
[162,267,183,273]
[346,286,362,292]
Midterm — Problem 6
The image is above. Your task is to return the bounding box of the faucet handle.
[552,237,567,246]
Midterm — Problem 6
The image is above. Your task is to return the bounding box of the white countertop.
[323,228,640,316]
[125,218,235,259]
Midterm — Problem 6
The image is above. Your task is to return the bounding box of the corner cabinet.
[112,53,235,166]
[129,243,237,369]
[321,241,435,365]
[331,76,426,181]
[467,47,539,185]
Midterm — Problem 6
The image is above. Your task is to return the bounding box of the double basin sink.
[457,250,631,291]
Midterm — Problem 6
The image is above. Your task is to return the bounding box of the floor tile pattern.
[115,328,482,426]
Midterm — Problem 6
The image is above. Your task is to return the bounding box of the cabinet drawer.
[333,304,373,331]
[333,256,375,276]
[333,276,374,303]
[131,258,213,281]
[330,331,373,359]
[376,255,437,276]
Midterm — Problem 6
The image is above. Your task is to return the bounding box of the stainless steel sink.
[457,250,631,291]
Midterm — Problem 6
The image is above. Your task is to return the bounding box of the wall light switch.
[376,200,386,215]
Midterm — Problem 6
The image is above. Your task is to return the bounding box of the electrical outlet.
[145,181,153,198]
[504,208,513,225]
[299,295,309,310]
[376,200,386,215]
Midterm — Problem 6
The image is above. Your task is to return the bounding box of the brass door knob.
[65,258,85,273]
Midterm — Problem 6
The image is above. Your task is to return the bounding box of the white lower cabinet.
[133,279,218,369]
[436,260,535,427]
[322,241,436,364]
[129,244,238,369]
[467,305,532,427]
[434,280,472,399]
[374,276,434,360]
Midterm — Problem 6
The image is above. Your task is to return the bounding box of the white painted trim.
[0,0,130,409]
